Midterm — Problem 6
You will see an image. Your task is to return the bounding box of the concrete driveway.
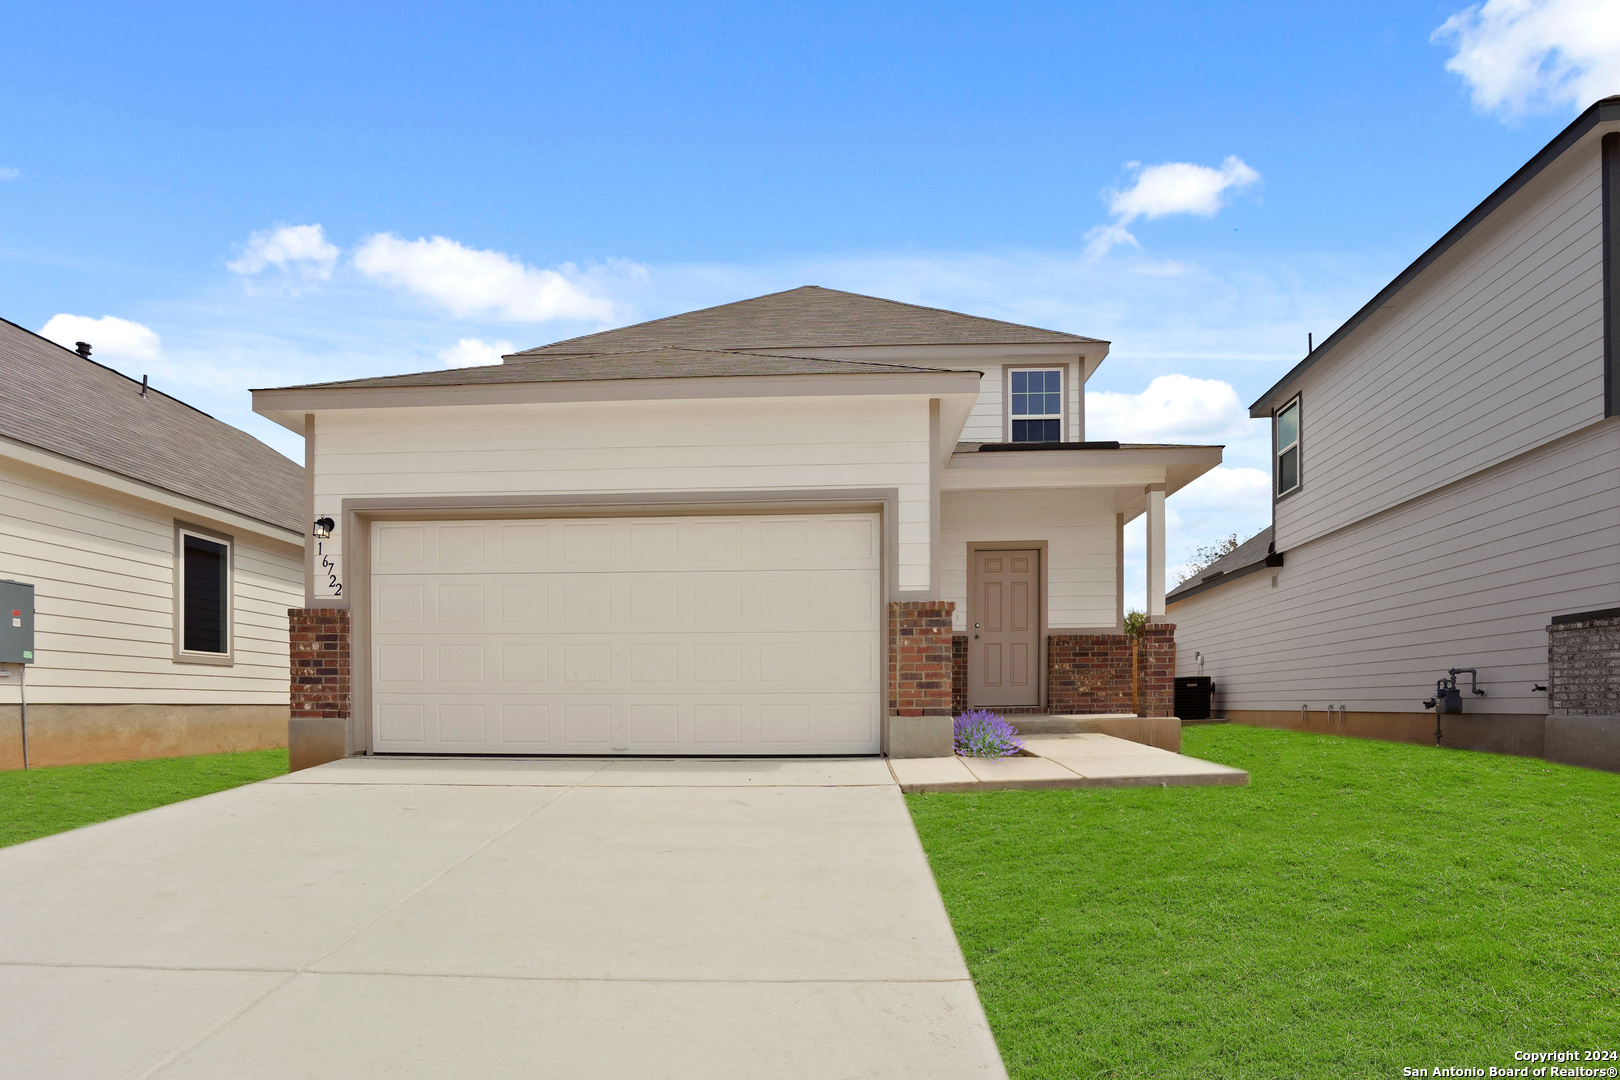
[0,757,1006,1079]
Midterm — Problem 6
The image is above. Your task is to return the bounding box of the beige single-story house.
[0,317,305,768]
[253,287,1220,765]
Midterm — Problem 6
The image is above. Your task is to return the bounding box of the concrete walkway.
[0,758,1006,1079]
[890,732,1250,792]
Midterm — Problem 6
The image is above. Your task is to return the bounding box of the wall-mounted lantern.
[312,517,335,540]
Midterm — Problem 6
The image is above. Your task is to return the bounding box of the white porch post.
[1145,484,1166,620]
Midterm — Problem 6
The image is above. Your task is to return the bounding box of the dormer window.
[1009,368,1064,442]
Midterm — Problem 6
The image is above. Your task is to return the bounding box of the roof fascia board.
[0,434,304,548]
[941,446,1221,496]
[254,370,984,430]
[946,445,1221,470]
[1249,99,1620,418]
[1166,556,1272,605]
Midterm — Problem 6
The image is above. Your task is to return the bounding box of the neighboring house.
[1168,97,1620,772]
[0,318,305,769]
[253,286,1220,765]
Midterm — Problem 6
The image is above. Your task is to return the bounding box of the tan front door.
[968,549,1040,708]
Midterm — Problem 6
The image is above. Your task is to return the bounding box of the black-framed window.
[1276,397,1301,497]
[1009,368,1063,442]
[181,533,229,655]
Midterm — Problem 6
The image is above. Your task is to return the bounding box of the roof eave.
[1248,96,1620,419]
[254,369,985,430]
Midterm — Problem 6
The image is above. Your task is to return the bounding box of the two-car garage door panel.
[370,515,883,755]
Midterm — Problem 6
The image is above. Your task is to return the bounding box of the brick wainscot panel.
[1548,615,1620,717]
[888,601,955,716]
[290,608,352,720]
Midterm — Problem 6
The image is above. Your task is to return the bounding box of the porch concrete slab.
[0,965,287,1080]
[0,757,1004,1079]
[156,972,1005,1080]
[1023,732,1151,755]
[0,782,563,969]
[314,784,964,982]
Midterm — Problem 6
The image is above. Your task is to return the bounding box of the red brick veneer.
[1031,624,1179,716]
[888,602,955,716]
[1135,623,1176,718]
[289,608,352,720]
[1046,633,1137,713]
[951,634,969,716]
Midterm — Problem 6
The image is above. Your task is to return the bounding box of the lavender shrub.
[953,709,1024,758]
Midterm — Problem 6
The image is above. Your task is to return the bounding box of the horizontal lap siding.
[940,488,1117,631]
[1172,423,1620,713]
[0,461,302,705]
[312,397,935,595]
[1279,150,1606,550]
[922,360,1083,444]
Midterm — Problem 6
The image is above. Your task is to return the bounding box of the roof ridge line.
[0,314,220,423]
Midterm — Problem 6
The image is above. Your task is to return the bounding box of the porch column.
[1145,484,1166,620]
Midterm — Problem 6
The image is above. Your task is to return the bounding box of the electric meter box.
[0,579,35,664]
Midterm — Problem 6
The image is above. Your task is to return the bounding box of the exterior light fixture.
[312,517,335,539]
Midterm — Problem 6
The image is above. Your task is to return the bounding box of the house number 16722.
[317,541,343,597]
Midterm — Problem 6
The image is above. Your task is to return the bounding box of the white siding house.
[0,319,305,768]
[1168,97,1620,770]
[255,288,1220,765]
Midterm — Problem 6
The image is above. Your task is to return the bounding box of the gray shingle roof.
[509,286,1106,358]
[0,317,304,534]
[1166,526,1274,603]
[275,347,968,391]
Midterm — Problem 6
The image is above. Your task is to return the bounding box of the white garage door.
[369,513,883,755]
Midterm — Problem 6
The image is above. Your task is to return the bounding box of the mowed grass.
[0,748,288,848]
[907,725,1620,1079]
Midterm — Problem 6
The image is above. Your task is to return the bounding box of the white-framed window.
[1008,367,1064,442]
[1275,396,1301,497]
[175,524,233,664]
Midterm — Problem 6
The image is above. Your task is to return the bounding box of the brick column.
[888,601,955,716]
[288,608,351,771]
[1135,623,1176,718]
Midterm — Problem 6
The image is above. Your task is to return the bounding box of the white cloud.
[1086,375,1256,443]
[228,224,341,280]
[353,233,616,322]
[40,314,162,362]
[1085,157,1261,257]
[438,337,515,368]
[0,167,18,181]
[1434,0,1620,117]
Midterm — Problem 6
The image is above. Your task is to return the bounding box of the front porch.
[914,440,1219,731]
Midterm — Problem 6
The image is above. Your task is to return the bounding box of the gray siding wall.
[1276,145,1608,550]
[1172,420,1620,715]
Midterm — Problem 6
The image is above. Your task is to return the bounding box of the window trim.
[173,522,235,666]
[1004,364,1068,443]
[1274,395,1302,500]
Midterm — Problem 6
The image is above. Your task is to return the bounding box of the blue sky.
[4,0,1618,604]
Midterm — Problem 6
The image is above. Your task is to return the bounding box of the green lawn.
[907,725,1620,1079]
[0,748,289,848]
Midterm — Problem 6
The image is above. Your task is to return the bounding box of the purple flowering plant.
[953,709,1024,758]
